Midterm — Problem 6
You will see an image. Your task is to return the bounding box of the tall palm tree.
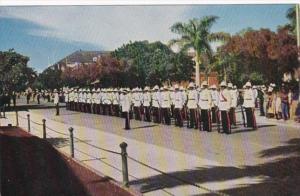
[169,16,229,86]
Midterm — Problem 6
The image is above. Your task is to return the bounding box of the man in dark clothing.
[257,87,265,116]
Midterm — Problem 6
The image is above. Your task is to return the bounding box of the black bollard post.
[42,119,46,139]
[69,127,74,158]
[120,142,129,187]
[27,114,30,132]
[15,110,19,127]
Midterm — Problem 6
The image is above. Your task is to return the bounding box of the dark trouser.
[103,105,108,115]
[229,107,236,126]
[55,103,59,116]
[259,99,265,116]
[144,106,151,122]
[37,98,40,104]
[70,101,74,111]
[211,107,217,123]
[245,107,257,129]
[123,112,130,130]
[171,104,175,117]
[152,107,160,123]
[220,110,231,134]
[134,106,141,120]
[113,105,119,116]
[188,109,198,129]
[201,109,211,132]
[162,108,171,125]
[174,108,183,127]
[281,102,289,120]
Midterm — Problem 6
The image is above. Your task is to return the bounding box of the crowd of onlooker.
[257,83,300,123]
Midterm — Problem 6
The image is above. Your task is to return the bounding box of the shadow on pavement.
[131,124,159,130]
[129,138,300,195]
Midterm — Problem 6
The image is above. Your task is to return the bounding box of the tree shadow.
[46,137,70,148]
[129,138,300,195]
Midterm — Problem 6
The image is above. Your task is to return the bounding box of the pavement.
[1,97,300,196]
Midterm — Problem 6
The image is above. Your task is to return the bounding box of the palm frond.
[198,15,219,31]
[208,32,231,42]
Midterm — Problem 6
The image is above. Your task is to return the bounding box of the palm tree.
[169,16,229,86]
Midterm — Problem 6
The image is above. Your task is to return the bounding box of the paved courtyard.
[1,100,300,195]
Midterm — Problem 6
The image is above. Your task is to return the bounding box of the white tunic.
[160,91,171,108]
[187,89,198,109]
[121,94,131,112]
[74,93,78,103]
[86,93,92,104]
[143,92,151,107]
[54,93,59,104]
[174,91,184,109]
[230,90,237,108]
[243,89,255,108]
[152,92,161,108]
[211,90,219,107]
[218,89,231,111]
[198,88,212,110]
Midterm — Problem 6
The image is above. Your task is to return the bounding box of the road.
[1,97,300,195]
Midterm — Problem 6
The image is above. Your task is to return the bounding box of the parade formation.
[54,81,261,134]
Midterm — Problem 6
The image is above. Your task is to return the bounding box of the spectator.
[280,87,289,121]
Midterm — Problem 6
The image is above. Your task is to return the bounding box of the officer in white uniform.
[112,88,120,116]
[187,82,198,129]
[151,85,161,123]
[86,89,92,113]
[74,89,79,111]
[228,83,237,126]
[174,84,184,127]
[160,86,171,125]
[143,86,151,122]
[54,89,60,116]
[218,81,232,134]
[198,81,212,132]
[120,89,131,130]
[210,85,219,124]
[169,87,175,118]
[91,88,97,114]
[243,82,257,130]
[68,88,74,111]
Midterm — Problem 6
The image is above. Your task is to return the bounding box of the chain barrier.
[127,155,229,196]
[15,113,228,195]
[74,136,121,155]
[30,120,43,126]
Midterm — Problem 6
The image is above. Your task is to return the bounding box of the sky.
[0,4,294,72]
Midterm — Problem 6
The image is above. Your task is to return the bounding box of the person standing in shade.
[54,89,60,116]
[64,89,68,109]
[199,81,212,132]
[243,82,257,129]
[120,89,131,130]
[218,81,232,134]
[187,82,198,129]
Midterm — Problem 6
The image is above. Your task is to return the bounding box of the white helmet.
[220,81,227,87]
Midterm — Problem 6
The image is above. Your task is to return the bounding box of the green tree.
[38,67,62,90]
[0,49,36,94]
[113,41,194,87]
[169,16,230,86]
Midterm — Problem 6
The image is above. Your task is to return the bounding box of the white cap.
[174,84,179,89]
[220,81,227,87]
[188,82,195,88]
[210,84,217,89]
[245,82,252,87]
[228,83,233,88]
[153,85,159,90]
[201,81,208,87]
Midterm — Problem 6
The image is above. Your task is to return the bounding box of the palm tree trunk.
[195,52,200,86]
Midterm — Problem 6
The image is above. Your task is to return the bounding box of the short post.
[42,119,46,139]
[69,127,74,158]
[120,142,129,187]
[15,110,19,126]
[27,114,30,132]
